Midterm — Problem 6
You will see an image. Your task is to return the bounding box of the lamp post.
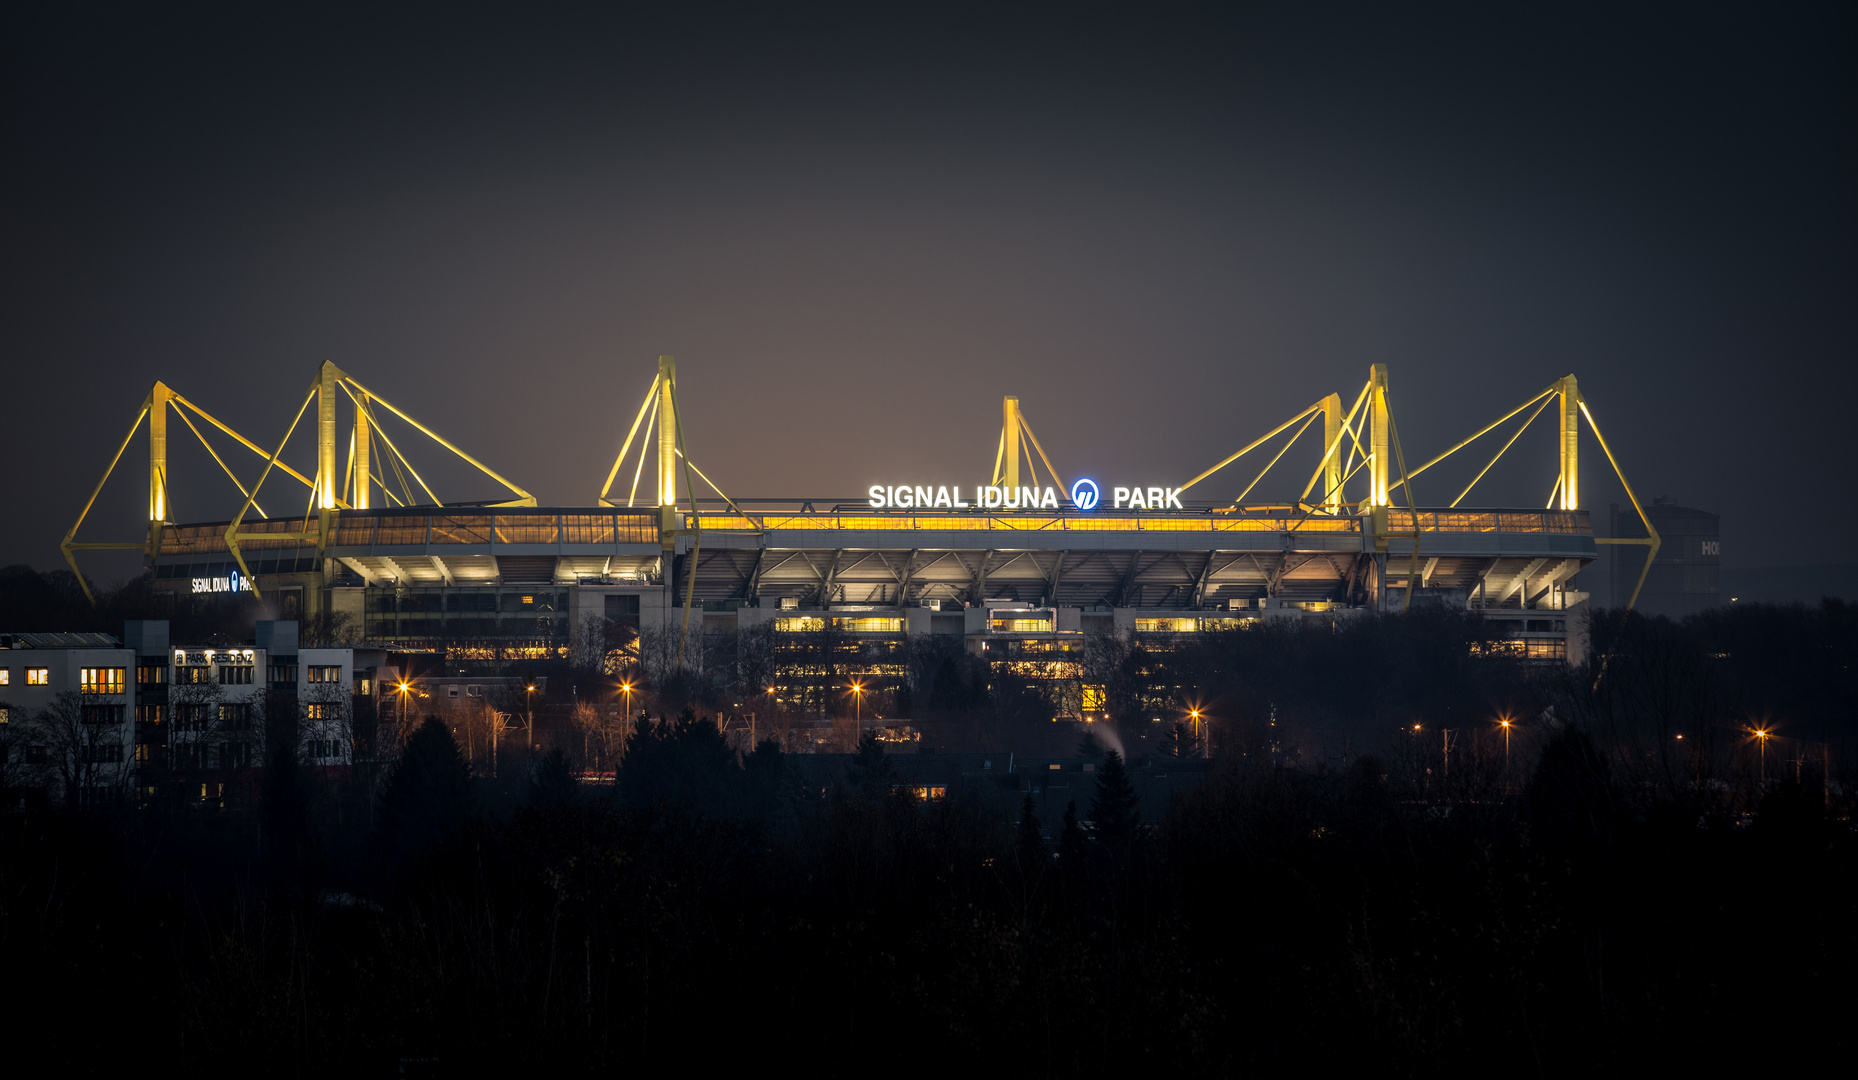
[1499,718,1512,786]
[850,681,865,746]
[1189,708,1203,758]
[1755,729,1770,789]
[526,683,537,756]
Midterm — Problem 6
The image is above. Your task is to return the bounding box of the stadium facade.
[65,359,1662,709]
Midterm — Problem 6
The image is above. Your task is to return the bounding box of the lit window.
[1081,684,1106,710]
[1134,618,1198,633]
[990,618,1053,633]
[27,668,50,686]
[80,667,126,694]
[0,669,8,685]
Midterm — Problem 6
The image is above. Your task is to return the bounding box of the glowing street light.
[1189,707,1204,758]
[1498,717,1513,779]
[850,681,865,741]
[1754,728,1771,788]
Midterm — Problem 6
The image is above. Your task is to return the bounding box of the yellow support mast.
[63,380,316,603]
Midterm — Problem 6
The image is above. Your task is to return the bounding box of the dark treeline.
[2,597,1855,1074]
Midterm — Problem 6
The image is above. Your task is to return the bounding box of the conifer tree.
[1089,749,1139,850]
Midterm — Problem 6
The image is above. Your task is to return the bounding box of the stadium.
[62,358,1657,713]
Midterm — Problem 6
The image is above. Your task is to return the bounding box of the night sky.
[4,4,1853,594]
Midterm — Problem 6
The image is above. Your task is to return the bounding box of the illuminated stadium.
[63,358,1659,691]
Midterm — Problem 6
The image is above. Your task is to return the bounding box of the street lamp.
[526,683,537,754]
[1499,718,1512,781]
[850,681,865,743]
[1755,729,1771,788]
[1189,707,1203,758]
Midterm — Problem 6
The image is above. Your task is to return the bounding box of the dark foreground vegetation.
[3,592,1855,1075]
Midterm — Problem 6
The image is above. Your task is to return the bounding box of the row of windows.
[80,668,127,694]
[81,704,127,724]
[1478,639,1569,660]
[0,668,51,686]
[774,617,907,633]
[171,743,253,770]
[367,591,569,613]
[171,704,256,731]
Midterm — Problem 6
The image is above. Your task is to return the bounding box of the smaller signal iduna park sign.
[191,568,251,594]
[867,479,1183,511]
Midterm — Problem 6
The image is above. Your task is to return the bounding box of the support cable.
[627,396,660,507]
[171,402,268,518]
[1447,393,1555,507]
[1183,400,1325,496]
[1233,410,1319,505]
[601,375,661,503]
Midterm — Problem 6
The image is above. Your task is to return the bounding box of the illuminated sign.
[191,569,251,594]
[868,485,1059,510]
[866,480,1183,511]
[1111,486,1184,510]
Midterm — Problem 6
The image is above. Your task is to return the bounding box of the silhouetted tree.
[618,707,736,814]
[845,730,895,796]
[379,716,473,855]
[260,689,312,877]
[1059,799,1087,863]
[1016,794,1044,869]
[525,747,580,808]
[1527,725,1617,852]
[1090,750,1139,850]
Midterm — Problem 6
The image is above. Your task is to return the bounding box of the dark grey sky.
[4,3,1853,583]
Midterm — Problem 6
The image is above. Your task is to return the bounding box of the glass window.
[27,668,50,685]
[80,667,127,694]
[1134,618,1198,633]
[990,617,1052,633]
[0,669,8,685]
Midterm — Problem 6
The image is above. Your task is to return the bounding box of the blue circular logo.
[1070,478,1100,511]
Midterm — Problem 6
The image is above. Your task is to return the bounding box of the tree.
[617,707,738,814]
[526,747,581,808]
[572,699,629,776]
[845,731,895,796]
[261,688,313,874]
[1526,725,1617,852]
[29,691,133,809]
[1089,750,1140,850]
[0,697,34,805]
[1157,721,1201,759]
[1058,799,1088,865]
[1016,794,1045,869]
[379,716,473,855]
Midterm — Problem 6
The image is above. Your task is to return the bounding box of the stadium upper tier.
[149,504,1593,609]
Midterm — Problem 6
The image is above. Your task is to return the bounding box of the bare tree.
[29,690,135,808]
[571,699,631,775]
[0,697,33,805]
